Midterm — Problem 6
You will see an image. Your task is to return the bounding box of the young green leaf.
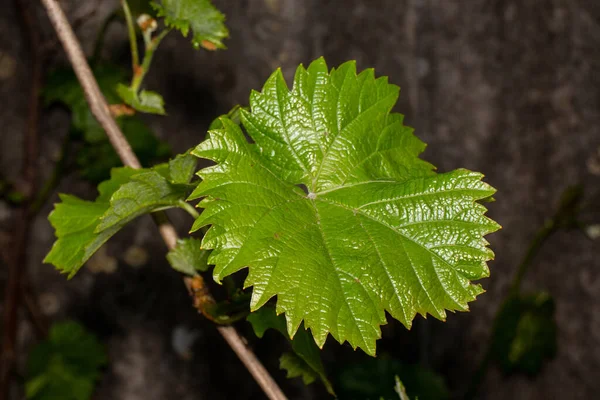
[151,0,229,50]
[44,168,137,277]
[45,161,195,276]
[168,152,197,184]
[490,292,557,375]
[247,306,334,395]
[167,238,210,275]
[117,84,166,115]
[26,321,106,400]
[190,58,501,355]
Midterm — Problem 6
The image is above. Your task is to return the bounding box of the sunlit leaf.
[191,58,500,355]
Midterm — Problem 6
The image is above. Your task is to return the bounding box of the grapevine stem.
[121,0,139,75]
[39,1,287,399]
[131,29,170,93]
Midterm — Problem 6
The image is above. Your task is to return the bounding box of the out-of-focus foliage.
[336,357,449,400]
[247,306,334,395]
[490,292,557,375]
[44,65,170,183]
[25,321,107,400]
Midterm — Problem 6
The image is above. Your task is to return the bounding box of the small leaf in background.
[190,57,500,355]
[116,84,166,115]
[45,159,195,276]
[168,152,197,184]
[279,352,318,386]
[335,357,449,400]
[490,292,557,375]
[151,0,229,50]
[247,306,334,395]
[167,238,210,275]
[26,321,106,400]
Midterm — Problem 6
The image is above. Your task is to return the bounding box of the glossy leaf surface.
[191,58,500,355]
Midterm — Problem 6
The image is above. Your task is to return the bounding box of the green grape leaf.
[151,0,229,50]
[44,168,137,277]
[490,292,557,375]
[336,357,448,400]
[45,161,194,276]
[167,238,210,275]
[116,84,166,115]
[26,321,106,400]
[95,169,192,231]
[190,58,500,355]
[247,306,334,395]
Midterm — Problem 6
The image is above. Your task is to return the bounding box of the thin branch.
[39,1,287,399]
[0,0,42,398]
[131,29,170,92]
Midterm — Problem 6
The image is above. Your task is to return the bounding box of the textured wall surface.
[1,0,599,399]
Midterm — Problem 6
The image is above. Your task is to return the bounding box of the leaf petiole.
[121,0,139,73]
[178,199,200,219]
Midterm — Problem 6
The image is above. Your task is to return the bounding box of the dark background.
[1,0,599,399]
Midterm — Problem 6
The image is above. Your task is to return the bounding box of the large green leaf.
[45,161,195,277]
[151,0,229,50]
[190,58,500,355]
[26,321,106,400]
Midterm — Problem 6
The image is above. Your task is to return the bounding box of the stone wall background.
[1,0,599,399]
